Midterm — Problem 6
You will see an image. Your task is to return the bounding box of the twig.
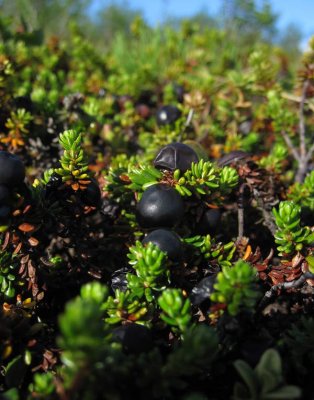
[280,130,300,163]
[185,108,194,127]
[282,92,314,112]
[237,183,247,239]
[253,189,277,235]
[258,272,314,310]
[305,141,314,164]
[281,80,313,183]
[299,80,310,160]
[178,108,194,142]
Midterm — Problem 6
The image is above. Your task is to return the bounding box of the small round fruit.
[111,266,130,292]
[195,209,221,235]
[0,151,25,188]
[0,185,11,206]
[136,184,184,228]
[154,142,199,173]
[172,83,184,103]
[136,104,151,119]
[112,324,154,355]
[156,105,181,126]
[142,229,183,261]
[190,275,217,306]
[81,179,101,206]
[0,205,11,225]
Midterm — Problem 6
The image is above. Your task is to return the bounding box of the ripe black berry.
[136,184,184,229]
[0,151,25,188]
[111,266,130,292]
[46,173,62,195]
[112,324,154,355]
[142,229,183,261]
[154,142,199,173]
[156,105,181,126]
[0,205,11,225]
[0,185,11,206]
[172,83,185,103]
[81,179,101,206]
[190,275,217,306]
[195,209,221,235]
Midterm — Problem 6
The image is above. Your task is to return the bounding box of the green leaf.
[255,349,281,379]
[234,360,259,399]
[263,385,301,399]
[5,355,27,388]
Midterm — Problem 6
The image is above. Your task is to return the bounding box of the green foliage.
[283,317,314,375]
[127,241,169,301]
[28,371,55,398]
[174,160,239,198]
[287,170,314,210]
[259,143,288,173]
[158,288,191,333]
[266,90,297,134]
[273,201,314,256]
[162,324,218,382]
[184,234,236,267]
[210,260,260,315]
[128,164,162,192]
[58,282,108,360]
[0,3,312,399]
[103,289,152,325]
[0,250,22,299]
[1,108,32,148]
[233,349,301,400]
[55,130,91,188]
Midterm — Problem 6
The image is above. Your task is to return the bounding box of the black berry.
[0,185,11,206]
[195,209,221,235]
[81,179,101,206]
[111,266,130,292]
[172,83,185,103]
[112,324,154,355]
[154,142,199,173]
[0,151,25,188]
[142,229,183,261]
[156,105,181,126]
[0,205,11,225]
[190,275,217,306]
[136,184,184,229]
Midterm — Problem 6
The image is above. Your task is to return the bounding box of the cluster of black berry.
[136,142,219,261]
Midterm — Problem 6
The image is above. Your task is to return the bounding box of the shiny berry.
[190,275,217,306]
[154,142,199,173]
[172,83,185,103]
[111,267,130,292]
[156,105,181,126]
[0,205,11,225]
[81,179,101,206]
[195,209,221,235]
[112,324,154,355]
[0,151,25,188]
[142,229,183,261]
[45,173,62,197]
[136,184,184,229]
[0,185,11,206]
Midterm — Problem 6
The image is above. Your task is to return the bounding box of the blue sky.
[93,0,314,48]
